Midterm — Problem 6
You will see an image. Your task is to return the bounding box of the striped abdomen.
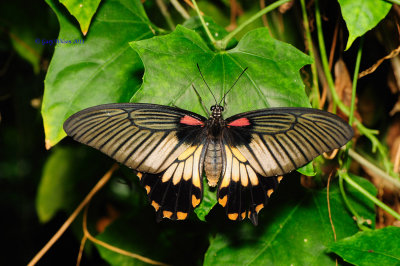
[204,139,223,187]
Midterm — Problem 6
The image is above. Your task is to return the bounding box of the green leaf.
[96,213,209,265]
[337,0,392,50]
[183,16,237,49]
[9,27,44,74]
[329,226,400,265]
[297,161,316,176]
[36,146,110,222]
[42,0,155,148]
[0,0,50,73]
[59,0,102,35]
[203,176,376,265]
[194,178,217,221]
[130,26,312,119]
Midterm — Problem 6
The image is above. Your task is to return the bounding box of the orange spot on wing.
[151,201,160,211]
[218,195,228,207]
[163,211,173,218]
[228,213,238,220]
[137,172,143,180]
[192,195,201,207]
[177,212,188,220]
[255,204,264,213]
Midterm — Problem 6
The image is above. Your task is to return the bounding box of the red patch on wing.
[228,118,250,127]
[180,115,204,126]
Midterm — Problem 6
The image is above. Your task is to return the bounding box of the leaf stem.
[348,148,400,189]
[300,0,319,108]
[349,37,363,126]
[191,0,216,47]
[338,172,371,231]
[220,0,291,49]
[340,170,400,221]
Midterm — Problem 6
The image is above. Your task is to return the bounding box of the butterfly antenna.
[192,84,210,116]
[219,67,248,106]
[197,63,218,105]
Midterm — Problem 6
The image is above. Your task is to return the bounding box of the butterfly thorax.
[204,105,226,187]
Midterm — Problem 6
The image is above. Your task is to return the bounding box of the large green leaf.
[337,0,392,50]
[203,176,376,265]
[59,0,102,35]
[329,226,400,265]
[36,146,110,222]
[42,0,155,148]
[130,25,312,119]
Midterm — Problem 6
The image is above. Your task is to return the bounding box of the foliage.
[1,0,400,265]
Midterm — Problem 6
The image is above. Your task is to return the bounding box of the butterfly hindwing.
[218,142,281,225]
[137,142,206,221]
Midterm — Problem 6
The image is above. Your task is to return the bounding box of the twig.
[156,0,175,30]
[82,206,169,265]
[327,172,337,241]
[170,0,190,19]
[359,45,400,79]
[327,172,338,266]
[28,163,119,266]
[76,234,88,266]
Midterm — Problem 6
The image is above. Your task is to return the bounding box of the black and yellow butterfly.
[64,103,353,225]
[63,69,353,225]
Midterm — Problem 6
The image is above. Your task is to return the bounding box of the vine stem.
[191,0,216,47]
[27,164,119,266]
[339,170,400,221]
[220,0,290,49]
[348,37,363,126]
[348,148,400,189]
[300,0,320,108]
[314,0,394,173]
[338,172,371,231]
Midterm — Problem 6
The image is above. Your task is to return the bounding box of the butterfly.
[63,66,353,225]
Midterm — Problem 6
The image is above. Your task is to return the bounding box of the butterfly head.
[210,105,224,118]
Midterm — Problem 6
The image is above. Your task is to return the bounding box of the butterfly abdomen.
[204,139,223,187]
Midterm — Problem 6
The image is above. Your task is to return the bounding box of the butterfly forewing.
[224,107,353,177]
[63,103,207,174]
